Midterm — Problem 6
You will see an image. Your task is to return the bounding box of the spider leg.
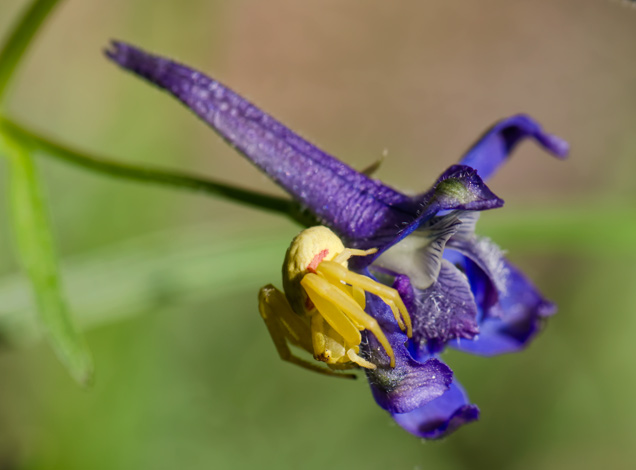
[258,285,356,379]
[310,311,376,369]
[310,314,340,362]
[302,274,395,367]
[317,261,413,337]
[332,247,377,265]
[303,275,362,345]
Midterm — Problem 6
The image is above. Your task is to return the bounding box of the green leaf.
[0,0,61,102]
[0,131,93,385]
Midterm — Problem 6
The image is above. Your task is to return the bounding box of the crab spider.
[258,226,412,378]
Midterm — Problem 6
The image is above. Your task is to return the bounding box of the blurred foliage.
[1,0,636,469]
[0,0,92,386]
[0,132,92,385]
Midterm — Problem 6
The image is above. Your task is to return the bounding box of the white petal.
[374,215,461,289]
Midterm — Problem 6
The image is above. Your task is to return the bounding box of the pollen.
[275,226,412,370]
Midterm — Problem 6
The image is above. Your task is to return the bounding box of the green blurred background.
[1,0,636,468]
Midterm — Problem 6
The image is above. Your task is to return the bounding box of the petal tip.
[432,164,505,212]
[544,133,570,158]
[458,114,569,181]
[538,299,557,317]
[103,41,166,83]
[104,40,128,65]
[419,404,480,440]
[512,113,569,158]
[391,382,480,440]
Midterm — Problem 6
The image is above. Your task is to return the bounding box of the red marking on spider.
[307,249,329,274]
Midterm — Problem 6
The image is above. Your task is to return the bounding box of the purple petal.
[105,41,414,240]
[392,381,479,440]
[393,262,479,357]
[449,249,556,356]
[353,165,503,267]
[458,114,569,182]
[447,236,508,314]
[362,295,452,414]
[426,165,505,211]
[410,165,504,217]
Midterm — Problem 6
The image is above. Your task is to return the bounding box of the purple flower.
[106,41,568,439]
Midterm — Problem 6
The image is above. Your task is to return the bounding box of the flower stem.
[0,117,315,224]
[0,0,62,103]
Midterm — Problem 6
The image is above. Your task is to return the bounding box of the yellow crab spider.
[258,226,412,378]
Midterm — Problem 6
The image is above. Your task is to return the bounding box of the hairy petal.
[392,381,479,440]
[410,165,504,217]
[105,41,413,239]
[394,262,479,356]
[458,114,569,182]
[427,165,505,211]
[362,295,452,414]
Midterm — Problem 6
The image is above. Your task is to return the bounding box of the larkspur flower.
[106,41,568,439]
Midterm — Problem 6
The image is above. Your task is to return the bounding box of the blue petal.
[392,261,479,357]
[447,236,508,314]
[106,41,414,240]
[391,381,480,439]
[409,165,504,221]
[448,245,556,356]
[458,114,569,182]
[425,165,505,211]
[362,295,453,414]
[354,165,503,267]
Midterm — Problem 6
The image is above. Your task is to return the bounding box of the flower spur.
[106,41,569,439]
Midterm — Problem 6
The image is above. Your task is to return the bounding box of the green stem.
[0,117,313,223]
[0,0,62,103]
